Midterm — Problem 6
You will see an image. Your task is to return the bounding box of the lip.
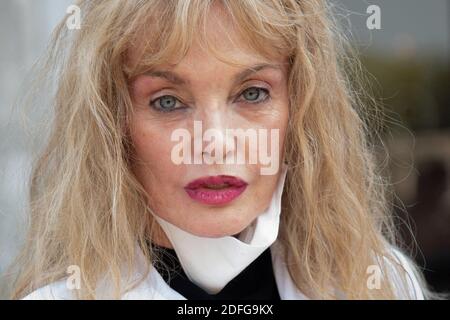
[184,175,248,205]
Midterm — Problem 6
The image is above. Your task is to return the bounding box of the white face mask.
[152,163,288,294]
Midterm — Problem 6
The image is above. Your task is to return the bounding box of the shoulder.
[385,246,425,300]
[21,278,75,300]
[20,264,184,300]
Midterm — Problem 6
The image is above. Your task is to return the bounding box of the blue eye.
[149,95,185,112]
[149,87,271,113]
[239,87,271,104]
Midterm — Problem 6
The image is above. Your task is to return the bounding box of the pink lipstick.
[184,175,248,205]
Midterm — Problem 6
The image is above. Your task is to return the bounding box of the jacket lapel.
[270,240,310,300]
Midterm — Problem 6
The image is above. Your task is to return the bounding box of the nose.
[193,110,237,165]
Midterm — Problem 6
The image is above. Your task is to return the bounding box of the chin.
[184,213,254,238]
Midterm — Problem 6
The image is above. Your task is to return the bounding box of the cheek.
[129,116,183,188]
[258,101,289,156]
[274,95,289,152]
[279,104,289,153]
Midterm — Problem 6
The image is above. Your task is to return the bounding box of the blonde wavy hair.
[10,0,433,299]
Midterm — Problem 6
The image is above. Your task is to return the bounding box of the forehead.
[126,1,288,79]
[128,39,288,87]
[158,44,286,73]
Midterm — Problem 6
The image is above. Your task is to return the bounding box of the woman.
[11,0,431,299]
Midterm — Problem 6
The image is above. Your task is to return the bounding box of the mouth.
[184,175,248,205]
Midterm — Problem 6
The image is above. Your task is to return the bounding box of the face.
[127,3,289,247]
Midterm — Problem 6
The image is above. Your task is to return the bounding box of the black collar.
[150,242,281,300]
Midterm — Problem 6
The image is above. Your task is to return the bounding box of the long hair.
[10,0,432,299]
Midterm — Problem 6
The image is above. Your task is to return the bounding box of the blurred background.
[335,0,450,294]
[0,0,448,298]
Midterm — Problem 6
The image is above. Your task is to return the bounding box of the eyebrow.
[143,63,283,86]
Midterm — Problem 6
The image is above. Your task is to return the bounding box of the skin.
[127,2,289,248]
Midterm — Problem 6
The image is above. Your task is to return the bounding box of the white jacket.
[22,240,424,300]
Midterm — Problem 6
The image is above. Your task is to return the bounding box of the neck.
[151,220,173,249]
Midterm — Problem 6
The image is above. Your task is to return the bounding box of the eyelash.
[148,87,271,113]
